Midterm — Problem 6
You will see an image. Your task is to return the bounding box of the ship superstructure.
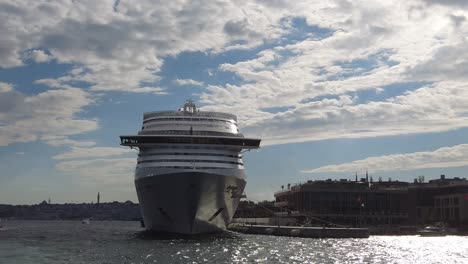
[120,101,260,234]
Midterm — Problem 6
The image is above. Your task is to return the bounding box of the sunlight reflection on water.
[0,221,467,263]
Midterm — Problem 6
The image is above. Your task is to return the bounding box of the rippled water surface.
[1,220,467,263]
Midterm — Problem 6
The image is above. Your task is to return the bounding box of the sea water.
[0,220,467,264]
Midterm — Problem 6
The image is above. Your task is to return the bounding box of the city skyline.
[1,0,468,204]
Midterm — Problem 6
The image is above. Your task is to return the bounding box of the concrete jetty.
[229,224,370,238]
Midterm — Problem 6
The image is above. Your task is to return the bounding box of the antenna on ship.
[183,99,197,113]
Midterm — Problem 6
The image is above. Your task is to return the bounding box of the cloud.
[30,49,52,63]
[52,146,135,160]
[52,144,136,185]
[2,1,468,147]
[223,18,263,42]
[129,86,168,94]
[237,81,468,145]
[224,19,251,37]
[0,82,13,92]
[0,87,97,146]
[301,144,468,173]
[449,14,466,27]
[422,0,468,7]
[42,136,96,148]
[408,43,468,81]
[174,78,204,86]
[0,0,289,92]
[198,2,468,145]
[3,0,454,97]
[55,158,135,184]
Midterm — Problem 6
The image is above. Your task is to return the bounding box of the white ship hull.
[135,171,246,234]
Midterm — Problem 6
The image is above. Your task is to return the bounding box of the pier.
[229,224,370,238]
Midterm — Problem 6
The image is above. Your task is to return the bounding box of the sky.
[1,0,468,204]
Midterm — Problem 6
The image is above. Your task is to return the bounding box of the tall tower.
[97,192,100,205]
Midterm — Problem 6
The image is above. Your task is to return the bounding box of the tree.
[417,175,425,183]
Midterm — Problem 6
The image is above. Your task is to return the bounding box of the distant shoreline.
[0,201,141,221]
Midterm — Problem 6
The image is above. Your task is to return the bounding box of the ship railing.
[143,111,237,121]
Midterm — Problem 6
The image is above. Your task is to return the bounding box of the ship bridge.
[120,100,260,150]
[120,135,261,149]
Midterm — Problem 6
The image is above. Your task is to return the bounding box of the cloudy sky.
[1,0,468,204]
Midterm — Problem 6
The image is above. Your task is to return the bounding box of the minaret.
[97,192,100,205]
[355,172,358,182]
[366,170,369,182]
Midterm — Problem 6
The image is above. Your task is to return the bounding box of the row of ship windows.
[143,117,235,124]
[144,166,239,169]
[154,145,230,150]
[144,112,235,120]
[138,152,242,158]
[137,159,244,165]
[140,130,239,136]
[144,123,236,130]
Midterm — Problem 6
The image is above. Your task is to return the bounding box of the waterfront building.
[274,179,409,227]
[275,175,468,228]
[408,175,468,226]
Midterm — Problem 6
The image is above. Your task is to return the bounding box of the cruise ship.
[120,101,261,234]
